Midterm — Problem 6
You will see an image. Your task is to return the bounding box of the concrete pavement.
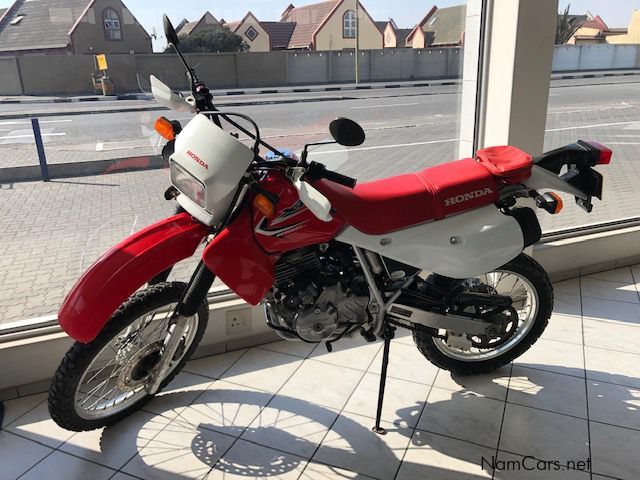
[1,78,640,324]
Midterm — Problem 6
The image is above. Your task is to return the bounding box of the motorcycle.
[48,16,612,433]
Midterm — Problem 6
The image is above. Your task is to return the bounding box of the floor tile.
[582,296,640,326]
[184,349,248,379]
[583,319,640,355]
[508,366,588,418]
[553,290,582,317]
[5,400,75,448]
[586,267,634,284]
[397,432,494,480]
[417,386,504,449]
[221,348,303,393]
[176,380,273,438]
[313,411,411,480]
[0,430,52,480]
[392,328,416,346]
[19,450,115,480]
[309,336,382,371]
[278,360,364,410]
[587,380,640,430]
[257,340,319,359]
[499,404,589,461]
[541,312,584,345]
[493,451,590,479]
[123,420,235,480]
[585,346,640,388]
[240,394,339,459]
[581,277,639,304]
[300,460,376,479]
[553,278,580,297]
[368,341,439,385]
[514,338,585,378]
[590,421,640,479]
[142,372,214,419]
[60,410,170,470]
[433,366,511,401]
[0,392,46,429]
[343,372,430,429]
[208,438,307,479]
[110,473,140,480]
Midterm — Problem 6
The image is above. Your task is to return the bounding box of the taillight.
[585,141,613,165]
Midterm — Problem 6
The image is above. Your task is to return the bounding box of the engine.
[264,242,370,342]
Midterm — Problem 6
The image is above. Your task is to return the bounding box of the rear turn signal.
[154,116,175,141]
[585,141,613,165]
[253,193,276,219]
[536,192,563,215]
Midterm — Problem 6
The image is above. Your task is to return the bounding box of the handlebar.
[305,161,357,189]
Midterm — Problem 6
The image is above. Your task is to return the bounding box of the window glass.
[0,1,470,333]
[103,8,122,41]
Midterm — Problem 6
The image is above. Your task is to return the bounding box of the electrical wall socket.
[225,308,252,335]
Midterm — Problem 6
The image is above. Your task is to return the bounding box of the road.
[1,77,639,324]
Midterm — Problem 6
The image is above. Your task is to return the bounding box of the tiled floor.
[2,269,640,479]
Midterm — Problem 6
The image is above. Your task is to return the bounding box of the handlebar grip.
[322,169,357,189]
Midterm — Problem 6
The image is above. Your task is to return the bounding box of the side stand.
[372,324,395,435]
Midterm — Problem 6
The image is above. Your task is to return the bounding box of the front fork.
[146,260,215,394]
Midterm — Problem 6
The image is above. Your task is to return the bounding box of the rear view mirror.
[329,118,365,147]
[163,15,179,47]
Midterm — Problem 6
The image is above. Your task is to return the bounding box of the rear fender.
[59,213,209,343]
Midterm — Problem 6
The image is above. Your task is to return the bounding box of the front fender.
[59,213,209,343]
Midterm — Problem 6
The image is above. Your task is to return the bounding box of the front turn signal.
[154,116,175,141]
[253,193,277,219]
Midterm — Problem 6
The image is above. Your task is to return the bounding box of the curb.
[553,71,640,80]
[0,93,152,105]
[2,155,167,183]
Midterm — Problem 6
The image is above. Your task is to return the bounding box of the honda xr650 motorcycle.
[49,16,612,433]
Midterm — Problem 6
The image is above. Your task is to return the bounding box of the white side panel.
[337,205,524,279]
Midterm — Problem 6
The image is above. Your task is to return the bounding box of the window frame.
[245,25,259,42]
[343,10,357,39]
[103,8,123,42]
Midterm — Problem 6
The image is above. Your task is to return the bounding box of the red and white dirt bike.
[49,17,612,433]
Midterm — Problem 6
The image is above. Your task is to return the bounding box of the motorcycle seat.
[315,157,501,235]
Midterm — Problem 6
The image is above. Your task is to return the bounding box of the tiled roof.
[178,21,199,36]
[374,21,387,34]
[423,4,466,46]
[0,8,7,19]
[0,0,89,52]
[283,0,339,49]
[396,28,413,46]
[261,21,296,49]
[581,15,608,31]
[225,21,241,32]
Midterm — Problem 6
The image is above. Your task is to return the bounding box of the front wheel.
[413,254,553,375]
[49,282,208,431]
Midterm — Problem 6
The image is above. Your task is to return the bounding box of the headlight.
[170,161,206,208]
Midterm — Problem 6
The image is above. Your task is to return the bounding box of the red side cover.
[59,213,209,343]
[203,208,277,305]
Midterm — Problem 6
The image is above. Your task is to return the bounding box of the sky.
[1,0,638,51]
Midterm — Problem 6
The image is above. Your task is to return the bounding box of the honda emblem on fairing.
[444,188,494,206]
[187,150,208,169]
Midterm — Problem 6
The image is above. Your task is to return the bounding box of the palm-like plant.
[556,4,585,45]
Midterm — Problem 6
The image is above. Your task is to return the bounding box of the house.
[226,0,383,52]
[567,11,640,45]
[176,11,222,37]
[381,19,413,48]
[406,4,466,48]
[0,0,152,56]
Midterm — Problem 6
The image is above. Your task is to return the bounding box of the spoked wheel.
[413,254,553,375]
[49,282,208,431]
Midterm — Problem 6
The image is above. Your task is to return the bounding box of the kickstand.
[372,324,395,435]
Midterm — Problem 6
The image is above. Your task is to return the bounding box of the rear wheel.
[413,254,553,375]
[48,282,208,431]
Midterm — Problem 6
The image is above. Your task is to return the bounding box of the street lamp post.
[355,0,360,84]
